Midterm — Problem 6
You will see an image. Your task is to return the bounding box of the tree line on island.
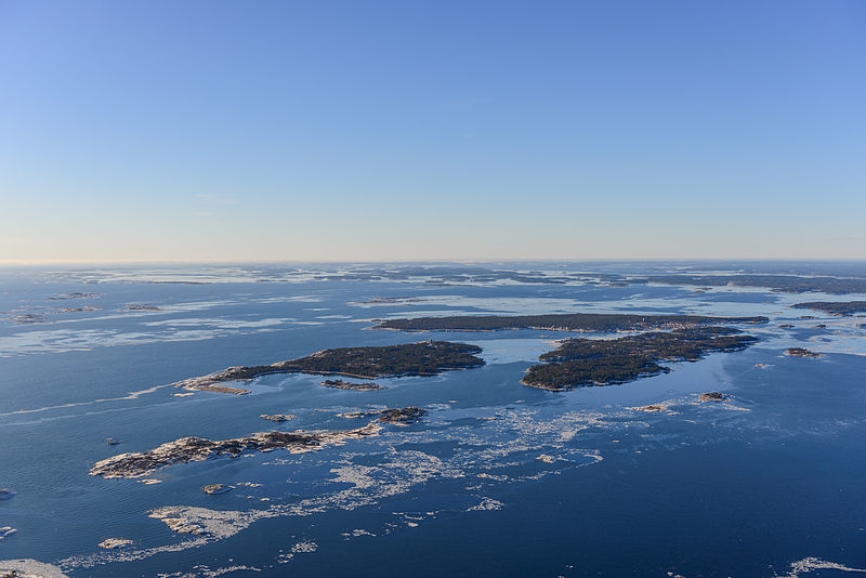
[176,313,767,395]
[639,274,866,294]
[175,341,485,393]
[374,313,765,391]
[791,301,866,316]
[523,327,759,391]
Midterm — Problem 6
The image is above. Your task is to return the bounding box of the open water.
[0,262,865,577]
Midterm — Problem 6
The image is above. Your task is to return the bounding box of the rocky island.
[320,379,385,391]
[339,407,428,424]
[123,304,162,312]
[57,305,100,314]
[174,341,484,394]
[522,327,759,391]
[98,538,134,549]
[10,314,45,324]
[260,414,295,422]
[784,347,823,358]
[374,313,768,333]
[201,484,233,495]
[48,292,100,300]
[90,423,381,479]
[351,296,428,304]
[377,406,427,424]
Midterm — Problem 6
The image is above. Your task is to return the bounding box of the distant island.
[350,296,429,305]
[123,304,162,312]
[48,292,100,300]
[10,314,45,324]
[791,301,866,316]
[374,313,767,333]
[57,305,100,314]
[638,274,866,294]
[175,341,485,393]
[523,327,759,391]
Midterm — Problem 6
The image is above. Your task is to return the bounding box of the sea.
[1,262,865,578]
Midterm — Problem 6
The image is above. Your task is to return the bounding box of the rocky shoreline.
[784,347,823,358]
[260,414,295,422]
[201,484,233,495]
[174,341,484,394]
[338,406,427,424]
[320,379,385,391]
[98,538,133,549]
[90,423,381,479]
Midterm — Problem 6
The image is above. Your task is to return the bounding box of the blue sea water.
[1,263,865,577]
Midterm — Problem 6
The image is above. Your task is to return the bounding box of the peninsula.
[175,341,484,393]
[374,313,767,333]
[523,327,759,391]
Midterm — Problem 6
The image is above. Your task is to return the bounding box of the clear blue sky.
[1,0,864,263]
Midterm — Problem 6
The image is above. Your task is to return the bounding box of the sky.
[1,0,864,263]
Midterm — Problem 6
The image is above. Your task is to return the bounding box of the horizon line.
[2,257,866,267]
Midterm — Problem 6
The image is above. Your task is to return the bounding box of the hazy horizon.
[3,257,866,270]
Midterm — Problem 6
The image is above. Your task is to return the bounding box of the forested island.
[175,341,485,393]
[791,301,866,316]
[374,313,767,333]
[312,265,571,285]
[522,327,759,391]
[638,274,866,294]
